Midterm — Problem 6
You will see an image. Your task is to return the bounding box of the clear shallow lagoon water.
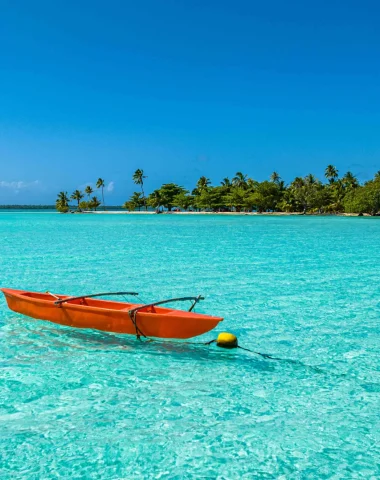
[0,213,379,479]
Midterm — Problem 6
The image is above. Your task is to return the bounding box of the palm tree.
[196,176,211,192]
[130,192,144,211]
[221,177,231,187]
[57,191,69,206]
[305,174,317,185]
[342,171,358,189]
[246,178,258,190]
[71,190,84,210]
[133,169,147,209]
[270,172,281,184]
[147,189,162,212]
[232,172,248,188]
[325,165,339,184]
[56,191,70,212]
[291,177,305,189]
[89,196,101,211]
[277,180,286,192]
[85,185,93,200]
[329,179,345,211]
[96,178,106,210]
[223,187,246,212]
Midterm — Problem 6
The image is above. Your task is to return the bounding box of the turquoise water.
[1,213,379,479]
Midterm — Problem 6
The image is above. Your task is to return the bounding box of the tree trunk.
[141,185,147,211]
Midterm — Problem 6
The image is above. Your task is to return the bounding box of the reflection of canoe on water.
[1,288,223,339]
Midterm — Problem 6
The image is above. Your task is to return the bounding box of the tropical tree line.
[56,167,380,215]
[123,166,380,215]
[55,171,147,213]
[56,178,105,213]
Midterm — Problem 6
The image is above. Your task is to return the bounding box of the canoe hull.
[1,288,223,339]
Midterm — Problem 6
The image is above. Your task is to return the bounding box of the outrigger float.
[1,288,224,340]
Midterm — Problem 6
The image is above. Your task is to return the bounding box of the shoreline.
[83,211,368,216]
[0,209,371,217]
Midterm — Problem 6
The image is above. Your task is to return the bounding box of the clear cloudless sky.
[0,0,379,204]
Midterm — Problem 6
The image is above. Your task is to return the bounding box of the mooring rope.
[122,297,281,362]
[130,335,350,379]
[236,345,279,360]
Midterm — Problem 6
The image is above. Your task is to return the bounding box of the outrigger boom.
[53,291,139,305]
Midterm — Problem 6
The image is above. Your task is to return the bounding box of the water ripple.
[0,213,379,478]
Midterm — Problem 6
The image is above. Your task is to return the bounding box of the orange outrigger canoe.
[1,288,223,339]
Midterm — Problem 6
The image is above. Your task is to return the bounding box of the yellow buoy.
[216,332,238,349]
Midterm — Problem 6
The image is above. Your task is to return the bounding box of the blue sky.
[0,0,379,204]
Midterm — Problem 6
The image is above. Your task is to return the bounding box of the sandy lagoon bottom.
[0,212,379,478]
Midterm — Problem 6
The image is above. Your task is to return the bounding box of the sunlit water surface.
[0,213,379,479]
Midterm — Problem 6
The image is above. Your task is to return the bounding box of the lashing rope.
[127,310,147,340]
[127,296,205,341]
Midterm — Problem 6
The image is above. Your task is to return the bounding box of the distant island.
[53,166,380,216]
[0,205,55,210]
[0,205,122,210]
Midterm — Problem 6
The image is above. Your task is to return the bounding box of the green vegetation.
[343,174,380,216]
[56,191,70,213]
[55,167,380,215]
[71,190,84,210]
[126,168,378,215]
[132,169,147,210]
[122,192,144,211]
[55,179,105,212]
[148,183,186,211]
[96,178,106,211]
[85,185,93,200]
[89,196,101,211]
